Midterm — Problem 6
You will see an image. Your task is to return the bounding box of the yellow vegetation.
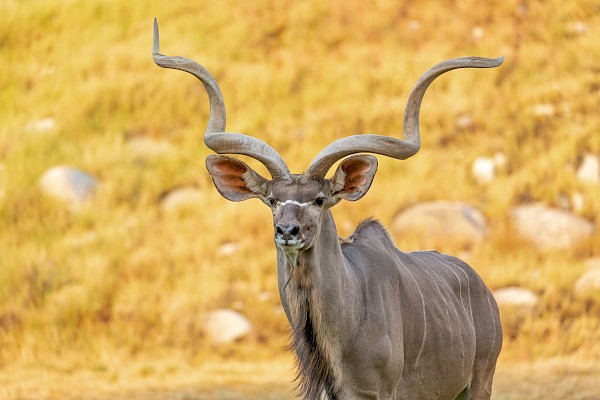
[1,0,600,398]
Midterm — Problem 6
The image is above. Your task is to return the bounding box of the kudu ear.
[206,155,269,202]
[330,155,378,202]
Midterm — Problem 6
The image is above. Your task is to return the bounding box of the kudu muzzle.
[274,204,305,248]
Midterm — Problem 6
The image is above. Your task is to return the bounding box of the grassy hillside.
[1,0,600,396]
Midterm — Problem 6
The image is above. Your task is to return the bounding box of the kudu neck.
[290,210,343,277]
[277,210,347,310]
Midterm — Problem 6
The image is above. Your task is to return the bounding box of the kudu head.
[152,18,503,255]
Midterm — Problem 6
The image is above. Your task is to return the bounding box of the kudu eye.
[314,197,325,207]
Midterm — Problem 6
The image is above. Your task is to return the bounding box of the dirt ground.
[1,357,598,400]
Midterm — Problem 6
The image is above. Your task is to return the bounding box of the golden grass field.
[1,0,600,398]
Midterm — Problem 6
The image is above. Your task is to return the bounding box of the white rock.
[160,187,203,213]
[576,154,599,184]
[574,269,600,299]
[456,114,474,129]
[511,204,595,250]
[566,21,587,35]
[471,157,496,184]
[471,26,485,40]
[532,104,555,117]
[203,309,252,345]
[493,286,539,326]
[493,287,539,309]
[218,242,241,256]
[258,291,271,302]
[493,152,507,169]
[471,153,507,185]
[25,118,57,133]
[39,166,98,207]
[392,201,487,247]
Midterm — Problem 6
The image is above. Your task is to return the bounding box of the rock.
[566,21,587,36]
[258,291,271,302]
[574,269,600,299]
[471,26,485,40]
[218,242,241,256]
[493,287,539,330]
[203,309,252,345]
[392,201,487,248]
[24,117,57,134]
[160,187,203,213]
[493,287,539,310]
[127,137,174,159]
[39,166,98,207]
[471,157,496,184]
[511,204,595,250]
[455,114,474,130]
[471,152,506,185]
[493,152,507,169]
[532,103,555,117]
[576,154,599,184]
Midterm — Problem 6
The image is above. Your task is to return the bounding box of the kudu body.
[153,19,503,400]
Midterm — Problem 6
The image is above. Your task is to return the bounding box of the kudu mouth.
[276,238,306,251]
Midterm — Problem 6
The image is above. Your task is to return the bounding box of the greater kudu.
[153,18,503,400]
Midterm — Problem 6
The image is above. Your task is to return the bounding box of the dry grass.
[1,354,599,399]
[1,0,600,397]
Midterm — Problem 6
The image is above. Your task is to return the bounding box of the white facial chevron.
[278,199,313,207]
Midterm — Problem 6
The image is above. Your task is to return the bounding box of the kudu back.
[153,18,503,400]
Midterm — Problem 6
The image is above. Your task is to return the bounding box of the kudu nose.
[275,222,301,240]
